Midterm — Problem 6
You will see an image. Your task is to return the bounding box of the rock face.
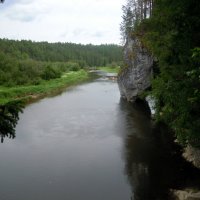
[183,145,200,169]
[173,189,200,200]
[118,36,153,101]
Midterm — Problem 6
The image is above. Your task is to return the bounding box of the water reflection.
[0,101,23,143]
[120,99,200,200]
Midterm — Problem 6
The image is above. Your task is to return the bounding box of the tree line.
[0,39,122,86]
[121,0,200,146]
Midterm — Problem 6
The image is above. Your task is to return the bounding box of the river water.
[0,72,200,200]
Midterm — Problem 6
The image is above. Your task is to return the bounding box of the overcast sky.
[0,0,126,44]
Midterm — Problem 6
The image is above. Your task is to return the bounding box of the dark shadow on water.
[0,101,24,143]
[119,98,200,200]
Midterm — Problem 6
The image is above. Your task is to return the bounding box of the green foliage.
[138,0,200,146]
[121,0,200,146]
[64,62,80,72]
[0,70,89,105]
[0,39,122,67]
[0,100,24,143]
[120,0,153,44]
[41,65,61,80]
[0,39,122,86]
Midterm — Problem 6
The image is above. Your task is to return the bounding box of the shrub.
[41,65,61,80]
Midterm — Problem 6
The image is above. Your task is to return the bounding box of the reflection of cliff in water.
[119,99,200,200]
[0,101,23,143]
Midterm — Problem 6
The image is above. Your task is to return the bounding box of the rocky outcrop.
[117,36,153,101]
[183,145,200,169]
[172,189,200,200]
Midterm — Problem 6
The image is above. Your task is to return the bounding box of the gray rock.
[173,189,200,200]
[183,145,200,169]
[117,36,153,101]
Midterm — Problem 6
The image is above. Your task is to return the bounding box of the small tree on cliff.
[120,5,135,43]
[120,0,153,44]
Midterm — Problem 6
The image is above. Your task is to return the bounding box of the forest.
[0,39,122,86]
[121,0,200,146]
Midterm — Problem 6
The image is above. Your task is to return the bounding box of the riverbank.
[97,66,120,73]
[0,70,89,105]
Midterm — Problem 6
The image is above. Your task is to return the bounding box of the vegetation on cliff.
[121,0,200,146]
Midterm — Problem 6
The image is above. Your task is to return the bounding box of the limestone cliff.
[183,145,200,169]
[117,36,153,101]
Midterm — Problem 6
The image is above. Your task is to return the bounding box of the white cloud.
[0,0,126,44]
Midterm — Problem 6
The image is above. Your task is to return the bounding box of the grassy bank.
[98,66,120,73]
[0,70,89,105]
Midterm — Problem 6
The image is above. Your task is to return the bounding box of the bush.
[66,62,80,71]
[41,65,61,80]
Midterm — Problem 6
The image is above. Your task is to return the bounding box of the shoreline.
[0,70,90,105]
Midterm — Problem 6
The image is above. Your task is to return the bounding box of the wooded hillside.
[0,39,122,86]
[121,0,200,146]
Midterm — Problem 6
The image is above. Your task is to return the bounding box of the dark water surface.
[1,73,200,200]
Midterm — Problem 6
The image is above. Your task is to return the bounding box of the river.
[0,72,200,200]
